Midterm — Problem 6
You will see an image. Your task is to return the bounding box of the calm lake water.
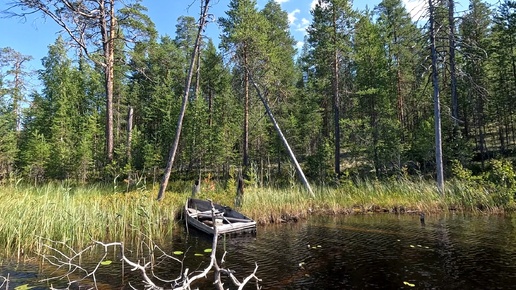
[2,213,516,289]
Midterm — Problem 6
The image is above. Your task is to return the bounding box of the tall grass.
[0,178,511,258]
[240,178,513,223]
[0,182,187,258]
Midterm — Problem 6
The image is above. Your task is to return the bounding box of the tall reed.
[238,178,510,223]
[0,178,509,258]
[0,183,186,258]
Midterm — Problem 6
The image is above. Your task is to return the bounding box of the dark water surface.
[2,213,516,289]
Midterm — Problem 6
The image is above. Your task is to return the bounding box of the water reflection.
[3,213,516,289]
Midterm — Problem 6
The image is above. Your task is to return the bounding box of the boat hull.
[185,198,257,235]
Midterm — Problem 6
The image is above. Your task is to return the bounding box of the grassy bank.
[235,178,515,223]
[0,179,514,258]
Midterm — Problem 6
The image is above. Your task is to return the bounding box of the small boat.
[184,198,256,235]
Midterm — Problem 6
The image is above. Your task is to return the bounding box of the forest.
[0,0,515,196]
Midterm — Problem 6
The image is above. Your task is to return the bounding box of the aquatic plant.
[0,176,513,258]
[0,182,185,258]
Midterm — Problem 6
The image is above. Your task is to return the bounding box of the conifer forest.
[1,0,515,190]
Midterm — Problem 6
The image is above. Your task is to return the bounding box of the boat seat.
[188,208,222,218]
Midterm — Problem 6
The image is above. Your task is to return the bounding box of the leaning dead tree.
[247,69,315,198]
[39,205,260,289]
[157,0,211,201]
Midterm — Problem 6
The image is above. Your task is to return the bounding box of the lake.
[2,212,516,289]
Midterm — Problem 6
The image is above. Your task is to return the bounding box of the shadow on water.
[2,213,516,289]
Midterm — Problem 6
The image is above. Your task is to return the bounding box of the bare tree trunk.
[247,70,315,197]
[126,106,134,164]
[157,0,210,201]
[449,0,458,127]
[243,48,250,168]
[195,43,202,99]
[429,0,445,194]
[332,6,341,178]
[100,0,116,163]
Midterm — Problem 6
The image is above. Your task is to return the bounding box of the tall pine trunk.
[332,6,341,178]
[99,0,116,163]
[243,47,250,168]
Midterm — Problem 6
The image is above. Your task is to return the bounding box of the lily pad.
[14,284,35,290]
[194,253,204,257]
[403,281,415,287]
[173,251,184,255]
[204,248,212,253]
[100,260,112,265]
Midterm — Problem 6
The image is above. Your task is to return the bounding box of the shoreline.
[0,180,514,258]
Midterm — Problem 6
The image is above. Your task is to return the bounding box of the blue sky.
[0,0,384,76]
[0,0,492,86]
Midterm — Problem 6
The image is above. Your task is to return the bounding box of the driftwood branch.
[37,203,260,289]
[0,275,8,289]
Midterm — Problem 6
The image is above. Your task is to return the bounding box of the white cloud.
[310,0,318,10]
[290,16,309,35]
[296,18,310,32]
[288,9,300,25]
[310,0,329,11]
[295,41,304,51]
[274,0,290,3]
[403,0,427,20]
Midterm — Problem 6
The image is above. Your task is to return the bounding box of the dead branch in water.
[38,203,260,289]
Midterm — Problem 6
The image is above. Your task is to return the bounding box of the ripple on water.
[4,213,516,289]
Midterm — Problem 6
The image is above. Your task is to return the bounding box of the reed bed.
[0,178,511,258]
[0,183,187,258]
[239,178,512,223]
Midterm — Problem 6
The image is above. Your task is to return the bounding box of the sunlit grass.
[239,178,512,224]
[0,182,188,258]
[0,177,512,258]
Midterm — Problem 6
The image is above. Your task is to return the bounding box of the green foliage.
[305,138,333,184]
[451,159,476,181]
[20,130,50,185]
[0,103,17,182]
[484,159,516,206]
[452,159,516,208]
[4,0,516,200]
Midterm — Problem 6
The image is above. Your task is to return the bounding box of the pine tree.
[460,0,492,168]
[491,0,516,152]
[307,0,357,179]
[219,0,269,169]
[354,12,400,176]
[0,47,32,181]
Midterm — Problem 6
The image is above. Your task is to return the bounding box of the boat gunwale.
[185,198,256,235]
